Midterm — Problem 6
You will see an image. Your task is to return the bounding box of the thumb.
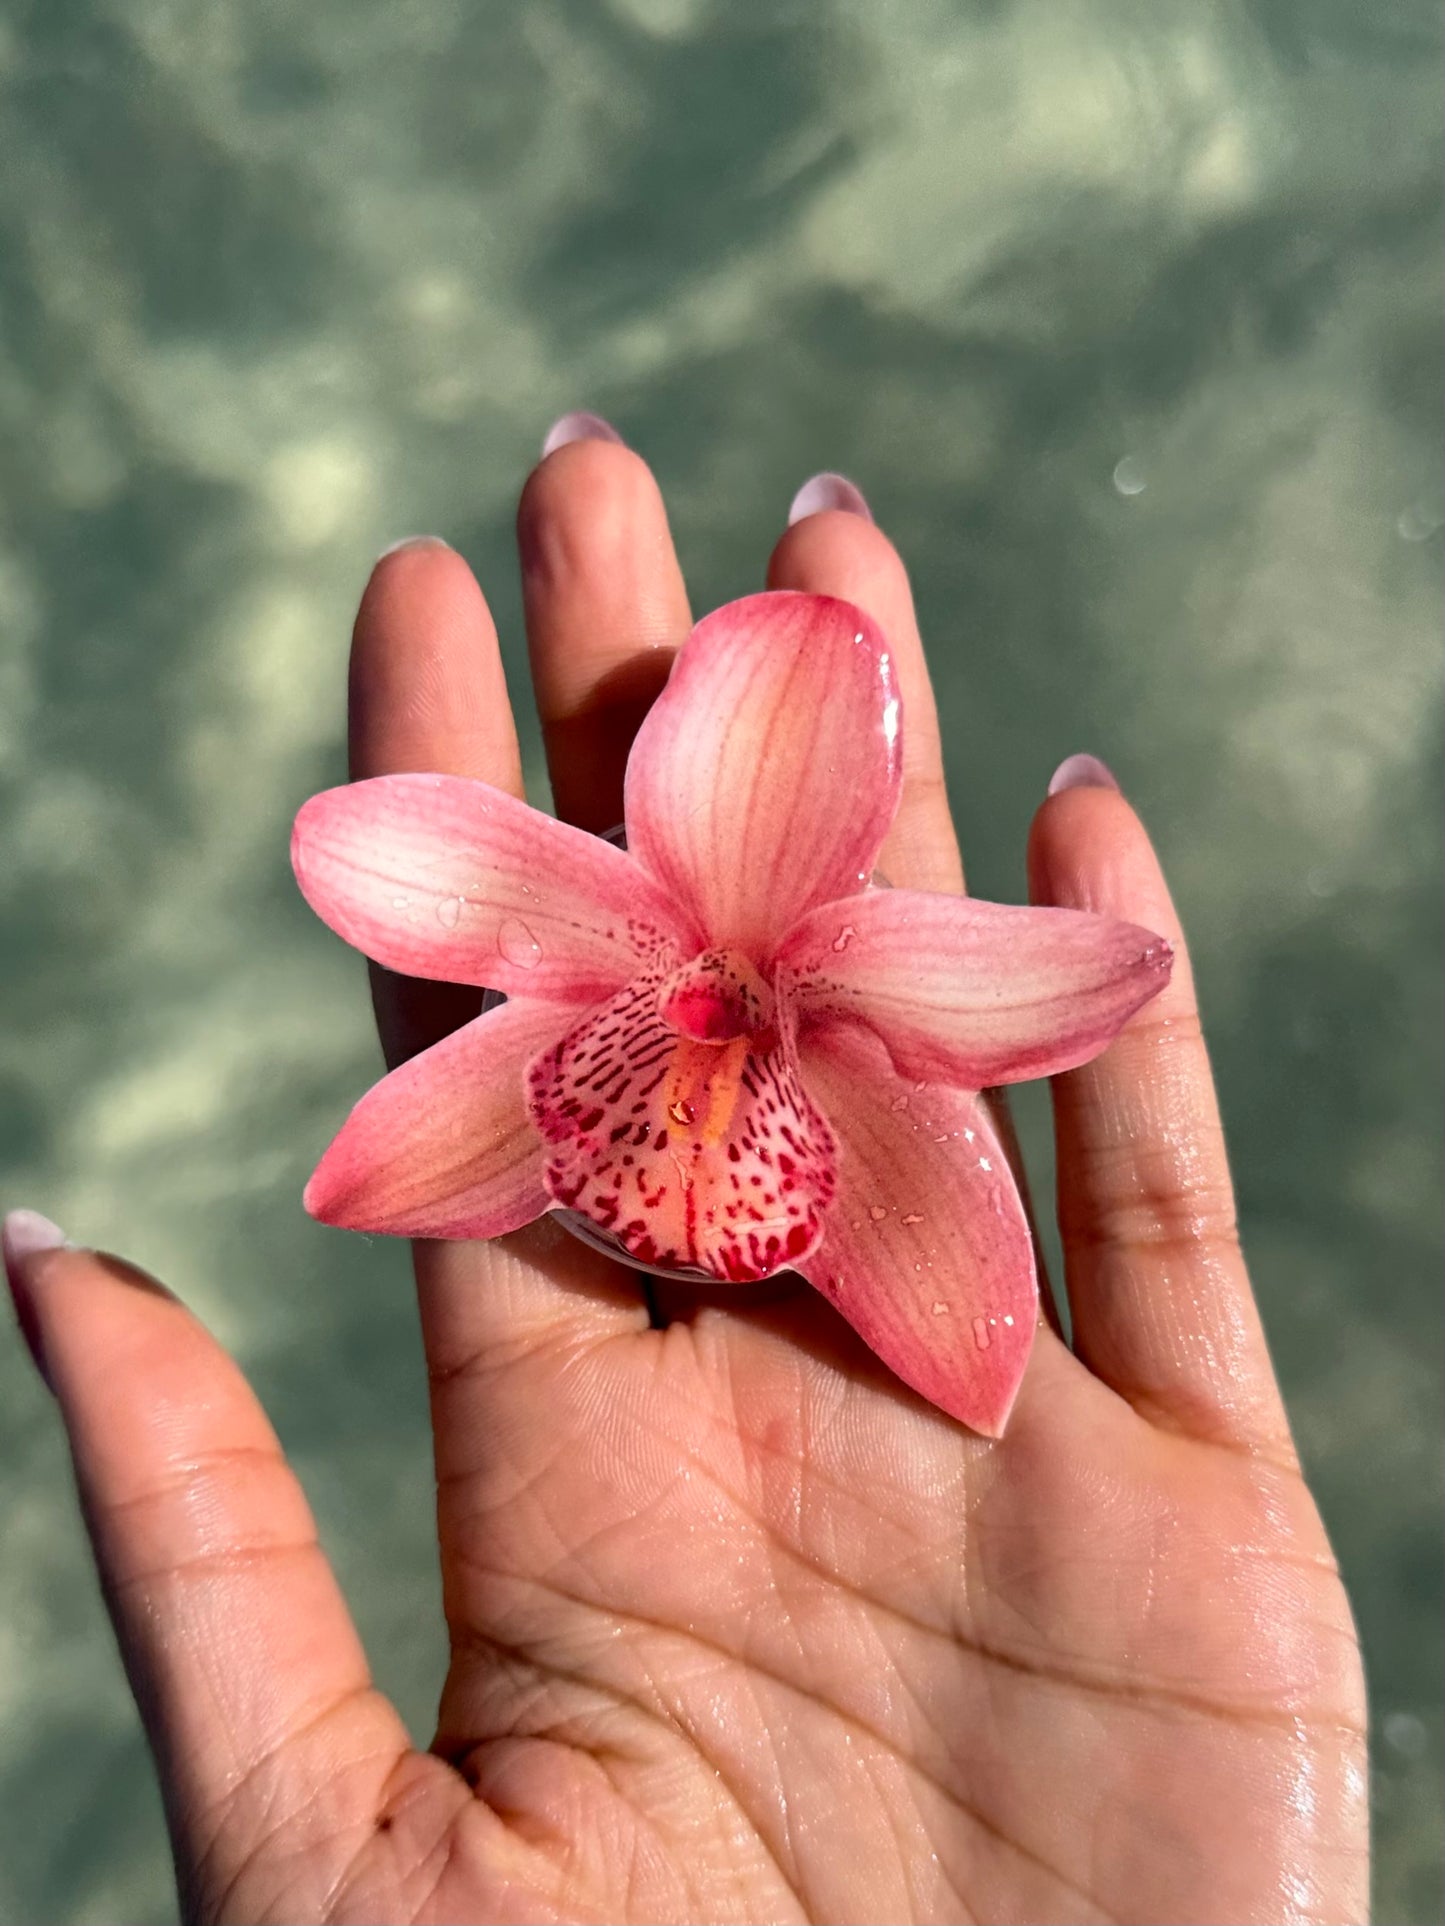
[2,1211,419,1922]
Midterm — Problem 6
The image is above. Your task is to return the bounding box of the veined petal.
[305,998,559,1238]
[795,1023,1036,1437]
[528,970,837,1282]
[293,775,694,1001]
[624,592,903,955]
[779,889,1172,1088]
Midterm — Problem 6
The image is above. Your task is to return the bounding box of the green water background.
[0,2,1440,1919]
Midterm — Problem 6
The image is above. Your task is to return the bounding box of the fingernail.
[375,535,448,561]
[3,1209,71,1393]
[541,411,624,458]
[787,472,873,526]
[1048,753,1121,797]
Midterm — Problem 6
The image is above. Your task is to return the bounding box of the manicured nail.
[3,1209,71,1393]
[541,411,624,458]
[376,535,448,561]
[1048,753,1121,797]
[787,472,873,526]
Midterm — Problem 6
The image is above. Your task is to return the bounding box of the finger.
[768,480,963,895]
[768,482,1066,1334]
[517,421,692,833]
[348,538,523,1066]
[1,1217,421,1912]
[343,531,643,1376]
[1027,763,1294,1457]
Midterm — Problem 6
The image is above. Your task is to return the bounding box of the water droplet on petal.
[435,896,460,929]
[667,1097,697,1126]
[1003,1314,1015,1326]
[391,895,408,910]
[1113,454,1147,497]
[891,1093,909,1112]
[869,1204,887,1221]
[498,917,542,970]
[832,925,857,954]
[932,1300,950,1317]
[972,1315,992,1349]
[979,1157,993,1172]
[901,1212,924,1226]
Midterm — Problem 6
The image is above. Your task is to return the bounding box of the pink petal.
[779,889,1172,1088]
[624,592,903,956]
[305,997,559,1237]
[795,1023,1037,1436]
[292,776,695,1001]
[528,969,837,1281]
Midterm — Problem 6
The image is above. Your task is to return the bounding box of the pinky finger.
[1027,771,1296,1461]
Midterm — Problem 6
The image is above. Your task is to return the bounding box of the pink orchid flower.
[292,591,1171,1435]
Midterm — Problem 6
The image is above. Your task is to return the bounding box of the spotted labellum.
[292,592,1171,1434]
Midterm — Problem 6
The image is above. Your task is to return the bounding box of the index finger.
[348,538,523,1066]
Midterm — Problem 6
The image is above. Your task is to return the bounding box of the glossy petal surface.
[293,775,692,1001]
[305,998,556,1237]
[779,889,1172,1088]
[796,1023,1037,1436]
[624,592,903,955]
[528,972,836,1281]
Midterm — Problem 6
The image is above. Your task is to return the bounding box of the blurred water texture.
[0,1,1441,1919]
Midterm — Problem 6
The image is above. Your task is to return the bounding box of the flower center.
[656,949,776,1149]
[658,947,773,1043]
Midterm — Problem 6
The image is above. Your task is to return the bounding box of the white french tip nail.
[787,472,873,526]
[1047,753,1121,797]
[2,1210,71,1269]
[542,411,624,458]
[376,535,448,561]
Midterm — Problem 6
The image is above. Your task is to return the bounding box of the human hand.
[4,432,1367,1924]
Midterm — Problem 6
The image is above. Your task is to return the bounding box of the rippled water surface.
[1,3,1440,1919]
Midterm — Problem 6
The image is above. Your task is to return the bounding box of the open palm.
[7,434,1366,1924]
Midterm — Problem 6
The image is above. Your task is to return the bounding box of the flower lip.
[528,959,835,1285]
[552,1205,723,1284]
[525,886,807,1283]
